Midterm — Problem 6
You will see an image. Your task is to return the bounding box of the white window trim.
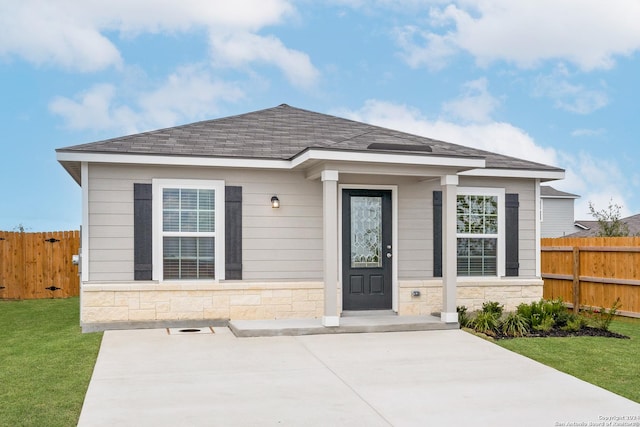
[152,179,225,282]
[456,187,505,277]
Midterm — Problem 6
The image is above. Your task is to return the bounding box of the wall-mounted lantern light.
[271,196,280,208]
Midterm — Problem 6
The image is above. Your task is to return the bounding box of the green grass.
[497,317,640,403]
[0,298,103,427]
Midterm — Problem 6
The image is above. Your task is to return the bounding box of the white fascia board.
[57,149,486,171]
[56,152,291,169]
[540,195,580,199]
[460,168,565,181]
[291,149,485,169]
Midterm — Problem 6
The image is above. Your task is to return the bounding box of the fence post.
[572,246,580,314]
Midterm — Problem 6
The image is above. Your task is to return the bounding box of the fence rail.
[541,237,640,317]
[0,230,80,300]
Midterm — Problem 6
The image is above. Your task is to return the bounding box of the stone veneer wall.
[397,278,543,316]
[81,279,542,327]
[81,281,325,325]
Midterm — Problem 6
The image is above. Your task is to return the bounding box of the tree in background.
[588,201,630,237]
[12,223,30,233]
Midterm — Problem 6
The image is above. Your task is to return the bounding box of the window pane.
[457,237,497,276]
[351,196,382,268]
[181,211,197,232]
[199,211,214,232]
[199,189,215,210]
[485,215,498,234]
[181,189,197,210]
[163,237,215,280]
[469,196,483,214]
[469,215,483,233]
[163,188,179,210]
[485,197,497,214]
[163,237,180,279]
[163,211,179,232]
[457,194,499,236]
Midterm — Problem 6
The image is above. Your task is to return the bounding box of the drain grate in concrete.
[167,327,215,335]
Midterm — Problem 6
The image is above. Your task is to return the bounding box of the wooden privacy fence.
[0,230,80,300]
[541,237,640,317]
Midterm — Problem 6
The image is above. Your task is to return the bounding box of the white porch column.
[441,174,459,323]
[321,170,340,327]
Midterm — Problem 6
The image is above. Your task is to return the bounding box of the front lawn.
[0,298,103,427]
[497,316,640,403]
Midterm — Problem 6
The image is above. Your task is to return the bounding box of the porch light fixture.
[271,196,280,208]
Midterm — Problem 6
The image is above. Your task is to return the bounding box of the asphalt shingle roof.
[541,186,580,198]
[56,104,563,172]
[569,214,640,237]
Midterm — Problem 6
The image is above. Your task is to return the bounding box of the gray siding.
[87,164,322,281]
[541,198,576,237]
[86,164,540,282]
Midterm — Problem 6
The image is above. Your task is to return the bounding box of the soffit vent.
[367,142,432,152]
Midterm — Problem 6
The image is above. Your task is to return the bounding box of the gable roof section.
[541,186,580,199]
[56,104,564,183]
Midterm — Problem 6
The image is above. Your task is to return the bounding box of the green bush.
[481,301,504,316]
[532,315,555,332]
[546,298,570,326]
[472,311,500,336]
[561,314,588,332]
[457,305,471,328]
[585,298,622,331]
[516,302,533,324]
[501,312,530,337]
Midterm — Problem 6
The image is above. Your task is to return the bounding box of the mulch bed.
[494,327,630,340]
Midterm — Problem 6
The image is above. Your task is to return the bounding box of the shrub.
[472,311,500,336]
[481,301,504,317]
[561,315,588,332]
[553,308,571,328]
[457,305,471,328]
[516,302,533,324]
[587,298,622,331]
[532,315,555,332]
[501,312,530,337]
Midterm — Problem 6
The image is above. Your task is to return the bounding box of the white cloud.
[338,99,635,218]
[209,32,319,88]
[50,66,244,134]
[0,0,318,88]
[534,67,609,114]
[0,2,122,72]
[336,99,557,166]
[441,77,500,123]
[394,25,456,71]
[394,0,640,71]
[558,152,633,219]
[571,128,605,138]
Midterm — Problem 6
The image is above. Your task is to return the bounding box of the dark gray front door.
[342,189,392,311]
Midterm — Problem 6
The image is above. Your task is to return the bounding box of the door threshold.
[342,310,396,317]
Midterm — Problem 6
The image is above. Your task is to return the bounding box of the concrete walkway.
[78,328,639,427]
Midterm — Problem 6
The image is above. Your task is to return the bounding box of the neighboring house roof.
[569,213,640,237]
[540,186,580,199]
[56,104,564,183]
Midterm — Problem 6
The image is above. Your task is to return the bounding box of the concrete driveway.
[78,328,639,427]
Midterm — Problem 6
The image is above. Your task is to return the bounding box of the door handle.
[386,253,392,258]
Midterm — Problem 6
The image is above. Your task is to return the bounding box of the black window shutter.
[225,186,243,280]
[134,183,153,280]
[433,191,443,277]
[505,193,519,276]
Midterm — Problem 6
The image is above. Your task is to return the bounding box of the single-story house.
[540,186,580,238]
[56,104,565,331]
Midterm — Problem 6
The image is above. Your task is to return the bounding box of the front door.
[342,189,392,311]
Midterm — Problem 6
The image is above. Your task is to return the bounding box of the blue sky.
[1,0,639,231]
